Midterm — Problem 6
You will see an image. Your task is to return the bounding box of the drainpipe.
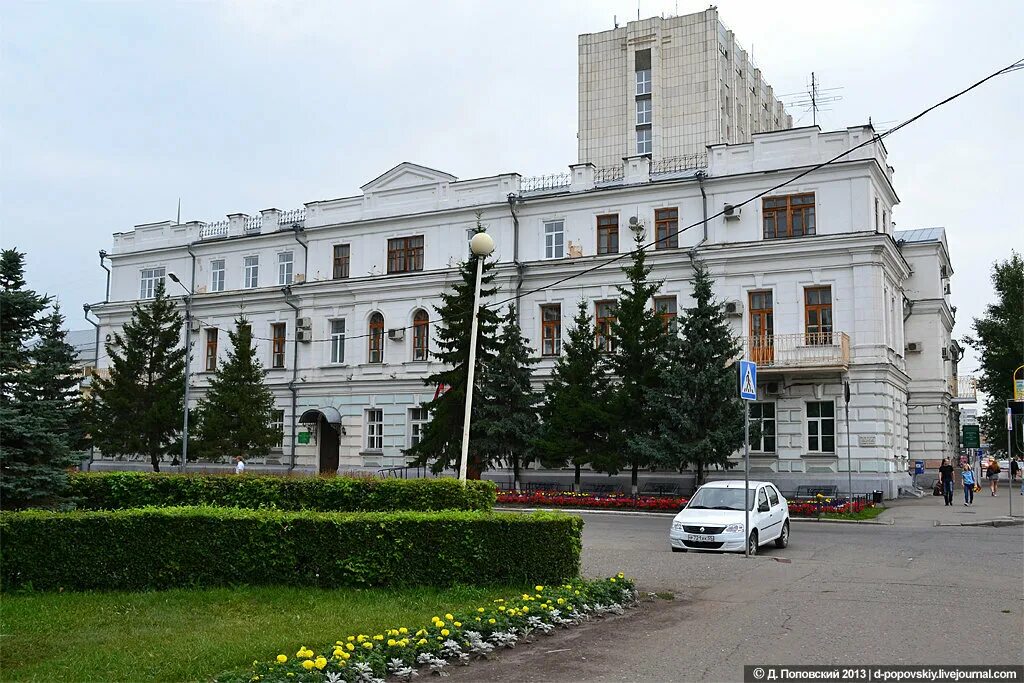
[507,193,525,326]
[292,224,308,279]
[98,250,111,303]
[282,286,300,472]
[82,304,101,471]
[688,171,709,269]
[187,243,196,300]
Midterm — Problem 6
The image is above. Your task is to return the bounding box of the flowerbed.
[497,489,689,512]
[788,496,874,516]
[215,574,637,683]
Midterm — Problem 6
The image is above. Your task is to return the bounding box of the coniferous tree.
[0,250,48,398]
[90,280,185,472]
[600,226,668,495]
[476,305,539,490]
[193,318,279,461]
[405,224,501,477]
[648,261,746,486]
[536,301,612,491]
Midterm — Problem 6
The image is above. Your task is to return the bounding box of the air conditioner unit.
[724,300,743,316]
[296,329,313,343]
[293,273,306,284]
[296,317,312,329]
[906,341,922,353]
[765,381,781,396]
[941,347,950,360]
[388,328,405,341]
[189,318,201,333]
[723,204,741,220]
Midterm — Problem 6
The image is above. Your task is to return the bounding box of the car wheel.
[747,531,758,556]
[775,521,790,549]
[671,547,688,553]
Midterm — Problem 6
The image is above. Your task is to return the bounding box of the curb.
[935,518,1024,528]
[495,506,892,524]
[789,516,893,526]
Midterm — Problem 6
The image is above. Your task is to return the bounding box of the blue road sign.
[914,460,925,475]
[739,360,757,401]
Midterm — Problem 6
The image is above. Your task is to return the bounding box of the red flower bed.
[496,489,688,512]
[788,497,872,516]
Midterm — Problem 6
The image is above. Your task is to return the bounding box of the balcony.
[950,376,977,404]
[741,332,850,372]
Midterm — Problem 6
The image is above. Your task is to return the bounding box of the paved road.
[455,496,1024,683]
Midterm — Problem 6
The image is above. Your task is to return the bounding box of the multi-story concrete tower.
[578,8,793,168]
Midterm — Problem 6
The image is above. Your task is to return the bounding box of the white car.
[669,480,790,555]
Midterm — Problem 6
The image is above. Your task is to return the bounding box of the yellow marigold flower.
[535,585,544,591]
[617,572,625,579]
[441,629,450,637]
[488,618,496,624]
[399,639,408,647]
[362,642,373,649]
[347,636,355,642]
[387,639,397,647]
[346,643,354,651]
[399,627,408,634]
[416,629,426,637]
[475,617,481,622]
[301,660,314,671]
[445,613,454,621]
[453,621,461,628]
[477,607,485,613]
[432,616,441,623]
[276,655,287,663]
[418,638,427,645]
[373,634,384,641]
[357,635,367,643]
[342,652,351,660]
[557,598,565,605]
[522,607,529,613]
[498,605,506,611]
[610,578,616,583]
[314,657,327,670]
[567,604,574,611]
[574,590,580,595]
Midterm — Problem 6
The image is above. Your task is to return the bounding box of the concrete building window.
[139,267,165,299]
[654,208,679,249]
[882,209,888,232]
[636,128,652,155]
[412,309,429,361]
[330,319,346,364]
[243,256,259,289]
[749,290,775,365]
[762,193,816,239]
[271,322,286,369]
[806,401,836,453]
[368,312,385,363]
[387,236,424,274]
[205,328,218,372]
[804,286,833,345]
[595,300,616,353]
[655,296,677,332]
[541,304,561,356]
[210,259,225,292]
[271,409,285,448]
[597,214,618,255]
[365,408,384,451]
[749,402,776,452]
[332,244,350,279]
[278,251,294,286]
[635,69,651,96]
[544,220,564,259]
[636,99,652,125]
[408,407,428,448]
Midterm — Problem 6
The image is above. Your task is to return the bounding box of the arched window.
[368,312,385,363]
[412,309,429,361]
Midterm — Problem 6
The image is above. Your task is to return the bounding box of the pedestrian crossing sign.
[739,360,757,401]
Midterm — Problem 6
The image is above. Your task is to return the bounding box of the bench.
[641,482,680,497]
[583,483,621,495]
[795,485,839,499]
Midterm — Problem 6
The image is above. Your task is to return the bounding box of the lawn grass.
[819,505,887,521]
[0,584,522,683]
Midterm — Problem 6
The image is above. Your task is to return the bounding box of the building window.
[749,402,776,452]
[636,69,651,95]
[408,407,428,448]
[806,401,835,453]
[205,328,218,372]
[544,220,564,259]
[365,408,384,451]
[541,304,561,356]
[874,198,880,232]
[804,286,833,345]
[762,193,816,239]
[412,309,429,361]
[387,236,424,274]
[271,322,286,369]
[882,209,888,231]
[595,301,616,353]
[330,319,346,364]
[332,244,350,279]
[368,312,385,363]
[466,228,477,258]
[139,267,165,299]
[749,290,775,365]
[655,296,677,332]
[636,99,652,125]
[636,128,652,155]
[278,251,294,285]
[654,208,679,249]
[210,259,225,292]
[597,214,618,255]
[243,256,259,289]
[270,409,285,448]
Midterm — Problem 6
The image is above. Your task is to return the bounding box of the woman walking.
[961,463,976,506]
[986,458,1001,496]
[938,458,955,506]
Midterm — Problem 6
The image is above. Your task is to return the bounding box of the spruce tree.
[536,301,612,491]
[90,280,185,472]
[0,250,48,398]
[405,223,501,477]
[476,305,539,490]
[193,318,279,461]
[648,261,746,486]
[601,226,668,495]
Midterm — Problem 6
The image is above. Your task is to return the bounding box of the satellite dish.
[628,216,639,226]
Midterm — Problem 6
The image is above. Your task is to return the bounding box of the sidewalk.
[880,480,1024,527]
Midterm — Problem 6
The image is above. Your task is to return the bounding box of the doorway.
[318,416,340,475]
[749,290,774,365]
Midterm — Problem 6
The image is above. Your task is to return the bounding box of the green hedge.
[0,507,582,592]
[68,472,495,512]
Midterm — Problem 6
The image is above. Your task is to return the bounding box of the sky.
[1,0,1022,377]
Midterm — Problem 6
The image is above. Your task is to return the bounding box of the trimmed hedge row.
[0,507,582,592]
[68,472,495,512]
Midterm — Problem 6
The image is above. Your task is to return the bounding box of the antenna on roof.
[780,72,844,127]
[176,198,181,225]
[614,14,618,28]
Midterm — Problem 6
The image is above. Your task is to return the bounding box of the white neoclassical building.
[89,123,968,497]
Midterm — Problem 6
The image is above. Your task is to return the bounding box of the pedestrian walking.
[986,457,1001,496]
[234,454,246,475]
[938,458,955,506]
[1010,455,1020,482]
[961,464,975,506]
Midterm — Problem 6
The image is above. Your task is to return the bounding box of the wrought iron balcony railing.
[741,332,850,370]
[950,375,977,401]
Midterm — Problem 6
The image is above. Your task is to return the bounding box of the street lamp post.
[167,272,192,473]
[845,381,853,505]
[458,231,495,483]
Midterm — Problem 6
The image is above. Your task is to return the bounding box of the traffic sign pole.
[739,360,756,558]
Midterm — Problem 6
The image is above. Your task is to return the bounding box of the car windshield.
[686,486,755,511]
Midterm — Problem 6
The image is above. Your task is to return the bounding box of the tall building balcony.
[950,375,977,404]
[741,332,850,373]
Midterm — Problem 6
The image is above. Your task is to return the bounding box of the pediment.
[361,162,457,194]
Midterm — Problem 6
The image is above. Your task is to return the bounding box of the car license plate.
[686,534,715,542]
